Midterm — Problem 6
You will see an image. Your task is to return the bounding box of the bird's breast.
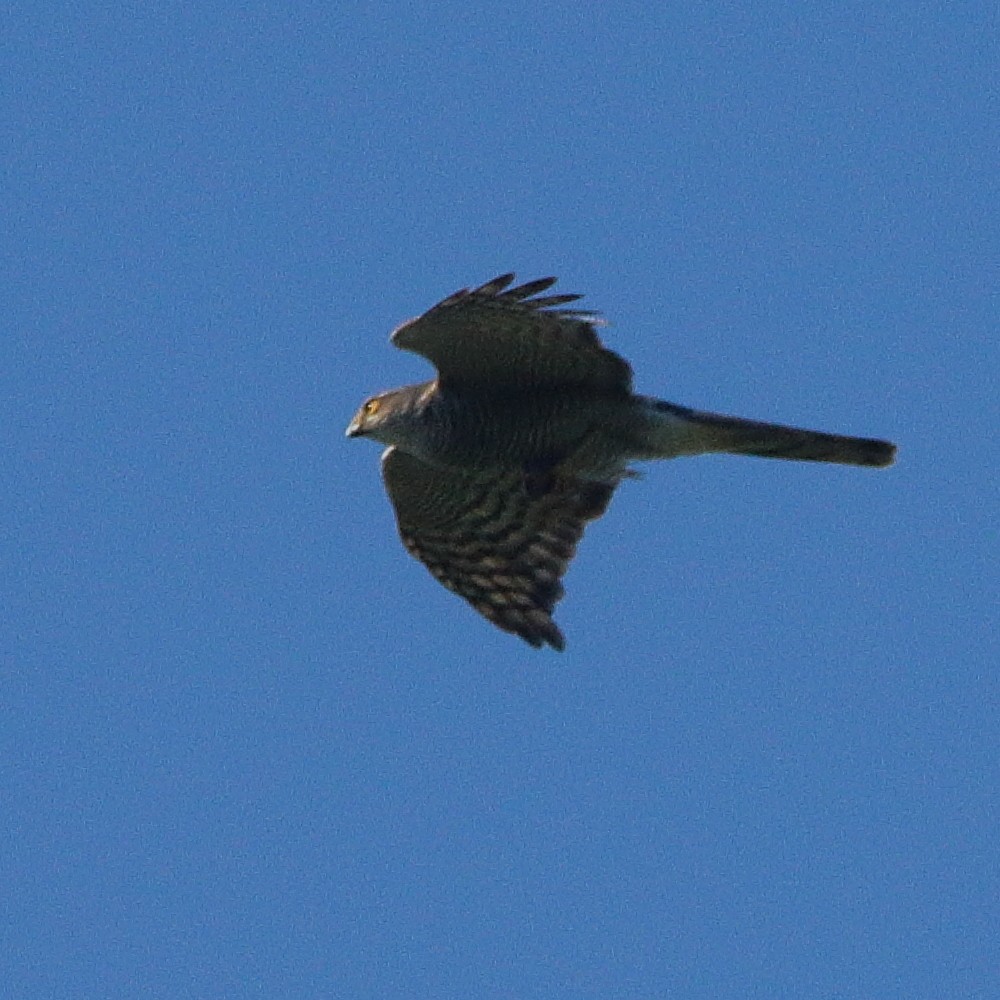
[426,388,615,469]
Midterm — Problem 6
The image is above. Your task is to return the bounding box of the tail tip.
[866,440,897,467]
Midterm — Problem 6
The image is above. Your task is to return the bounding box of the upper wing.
[390,274,633,393]
[381,447,618,650]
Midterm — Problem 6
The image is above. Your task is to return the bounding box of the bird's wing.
[381,447,618,650]
[390,274,633,393]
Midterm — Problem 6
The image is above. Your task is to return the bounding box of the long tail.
[641,399,897,468]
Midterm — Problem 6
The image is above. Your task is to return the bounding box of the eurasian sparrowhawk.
[347,274,896,650]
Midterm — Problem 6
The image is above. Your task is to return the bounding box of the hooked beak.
[345,415,363,438]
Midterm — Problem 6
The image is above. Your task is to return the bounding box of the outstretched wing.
[390,274,633,393]
[381,447,617,650]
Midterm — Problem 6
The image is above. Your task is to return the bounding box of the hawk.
[347,274,896,650]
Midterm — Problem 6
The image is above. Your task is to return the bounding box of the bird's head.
[345,384,431,447]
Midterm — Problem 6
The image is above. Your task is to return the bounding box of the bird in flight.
[347,274,896,650]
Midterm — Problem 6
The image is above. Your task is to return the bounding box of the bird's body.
[392,382,626,473]
[347,274,896,649]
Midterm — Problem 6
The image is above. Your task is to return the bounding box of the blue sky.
[3,4,997,997]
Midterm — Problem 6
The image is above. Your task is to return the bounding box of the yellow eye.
[364,398,381,416]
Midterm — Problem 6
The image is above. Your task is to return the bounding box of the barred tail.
[641,399,896,468]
